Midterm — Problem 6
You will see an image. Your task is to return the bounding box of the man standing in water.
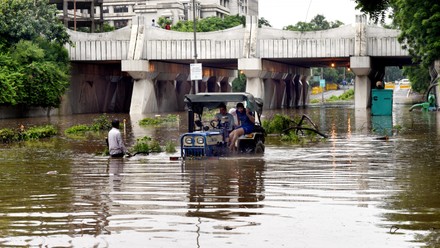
[108,119,128,157]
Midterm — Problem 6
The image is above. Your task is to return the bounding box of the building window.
[114,6,128,13]
[102,7,109,13]
[114,20,128,28]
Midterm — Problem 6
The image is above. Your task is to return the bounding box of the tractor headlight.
[184,137,193,146]
[195,136,205,146]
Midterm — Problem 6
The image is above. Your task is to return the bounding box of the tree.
[283,14,344,31]
[232,73,246,92]
[172,15,245,32]
[354,0,440,92]
[0,0,71,108]
[258,17,271,28]
[0,0,70,46]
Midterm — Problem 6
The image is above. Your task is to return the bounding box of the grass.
[64,114,112,136]
[0,125,57,143]
[139,114,179,126]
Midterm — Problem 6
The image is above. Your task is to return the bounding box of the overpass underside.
[62,15,419,116]
[119,58,314,114]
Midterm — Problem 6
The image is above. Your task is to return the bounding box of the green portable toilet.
[371,89,393,115]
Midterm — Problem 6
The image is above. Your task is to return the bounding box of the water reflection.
[184,158,265,220]
[1,106,440,246]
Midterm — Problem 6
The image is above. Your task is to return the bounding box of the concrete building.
[103,0,258,28]
[52,0,258,31]
[50,0,104,32]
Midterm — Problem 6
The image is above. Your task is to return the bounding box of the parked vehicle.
[399,78,410,85]
[180,93,265,159]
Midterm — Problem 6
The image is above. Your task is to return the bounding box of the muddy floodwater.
[1,100,440,247]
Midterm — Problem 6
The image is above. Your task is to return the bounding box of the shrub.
[165,141,177,153]
[149,139,163,153]
[139,114,179,126]
[131,136,151,154]
[21,125,57,140]
[90,114,112,131]
[64,124,90,134]
[262,114,292,134]
[0,128,17,143]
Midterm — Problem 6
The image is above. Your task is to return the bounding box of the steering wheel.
[210,120,219,128]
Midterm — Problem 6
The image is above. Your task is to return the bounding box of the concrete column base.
[354,75,371,108]
[246,77,264,100]
[129,78,158,114]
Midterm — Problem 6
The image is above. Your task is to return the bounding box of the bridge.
[62,15,412,115]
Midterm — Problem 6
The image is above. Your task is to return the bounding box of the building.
[50,0,104,32]
[53,0,259,31]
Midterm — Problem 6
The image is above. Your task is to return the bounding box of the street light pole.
[192,0,198,94]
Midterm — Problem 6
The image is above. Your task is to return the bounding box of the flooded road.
[1,99,440,247]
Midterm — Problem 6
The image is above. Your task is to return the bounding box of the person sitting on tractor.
[228,102,255,151]
[213,103,235,131]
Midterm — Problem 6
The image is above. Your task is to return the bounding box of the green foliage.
[0,125,57,143]
[64,124,90,134]
[130,136,163,154]
[326,89,355,102]
[354,0,389,23]
[392,0,440,67]
[262,114,292,134]
[132,136,151,154]
[165,141,177,153]
[355,0,440,68]
[21,125,57,140]
[172,15,244,32]
[157,17,172,28]
[64,114,112,136]
[258,17,271,28]
[385,66,403,82]
[0,0,71,108]
[232,73,246,92]
[149,139,163,153]
[311,67,354,86]
[280,130,302,143]
[0,0,70,45]
[283,14,344,31]
[0,128,16,143]
[403,65,431,93]
[90,114,112,131]
[139,114,179,126]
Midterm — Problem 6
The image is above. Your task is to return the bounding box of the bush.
[90,114,112,131]
[22,125,57,140]
[0,125,57,143]
[262,114,292,134]
[0,128,17,143]
[132,136,151,154]
[65,114,112,136]
[139,114,179,126]
[65,124,90,134]
[165,141,177,153]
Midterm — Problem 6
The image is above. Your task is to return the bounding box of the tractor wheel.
[255,141,265,154]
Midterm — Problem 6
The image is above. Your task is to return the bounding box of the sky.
[258,0,363,29]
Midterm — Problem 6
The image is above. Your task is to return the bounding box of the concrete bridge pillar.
[239,58,264,98]
[433,60,440,107]
[122,60,159,114]
[350,56,372,109]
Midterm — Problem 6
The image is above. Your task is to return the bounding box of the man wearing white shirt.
[108,119,128,157]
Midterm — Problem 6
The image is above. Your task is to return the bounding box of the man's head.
[218,103,227,115]
[111,119,120,129]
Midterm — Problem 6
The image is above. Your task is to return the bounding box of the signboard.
[319,79,326,88]
[190,63,202,81]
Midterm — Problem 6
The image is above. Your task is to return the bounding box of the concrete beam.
[350,56,371,76]
[121,60,149,79]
